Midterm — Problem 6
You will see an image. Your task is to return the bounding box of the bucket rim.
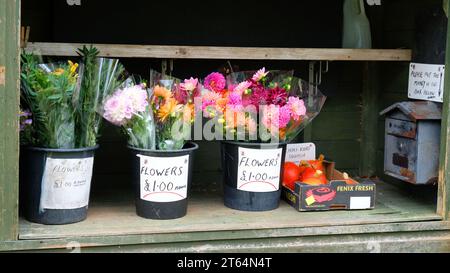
[128,141,199,153]
[22,145,100,153]
[221,140,288,147]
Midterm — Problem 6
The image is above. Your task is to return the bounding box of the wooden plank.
[360,62,380,177]
[66,231,450,253]
[17,180,440,240]
[438,0,450,220]
[24,42,413,61]
[0,0,20,241]
[1,221,450,252]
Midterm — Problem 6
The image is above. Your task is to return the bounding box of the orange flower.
[53,68,65,76]
[183,104,195,123]
[153,85,172,101]
[216,96,228,113]
[280,128,286,140]
[158,98,182,122]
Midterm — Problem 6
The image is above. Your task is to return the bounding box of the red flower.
[268,87,288,106]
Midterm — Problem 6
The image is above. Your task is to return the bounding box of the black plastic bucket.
[221,141,287,211]
[129,142,198,220]
[19,146,98,225]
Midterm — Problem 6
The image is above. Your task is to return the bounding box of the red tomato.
[308,154,325,172]
[302,177,327,186]
[283,162,301,191]
[301,169,328,184]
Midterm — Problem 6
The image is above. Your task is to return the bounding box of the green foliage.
[74,45,126,147]
[20,53,78,148]
[20,47,126,149]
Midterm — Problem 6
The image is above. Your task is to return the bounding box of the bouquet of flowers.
[201,68,326,143]
[20,47,127,149]
[102,70,199,150]
[20,54,80,148]
[73,46,126,148]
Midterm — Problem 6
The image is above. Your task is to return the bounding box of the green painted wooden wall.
[376,0,445,182]
[0,0,20,241]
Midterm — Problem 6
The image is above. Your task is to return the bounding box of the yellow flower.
[68,60,79,75]
[158,98,182,122]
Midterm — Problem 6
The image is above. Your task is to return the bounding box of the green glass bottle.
[342,0,372,49]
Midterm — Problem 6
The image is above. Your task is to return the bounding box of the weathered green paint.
[360,62,379,177]
[1,221,449,252]
[0,0,20,241]
[0,0,448,253]
[62,231,450,253]
[438,0,450,221]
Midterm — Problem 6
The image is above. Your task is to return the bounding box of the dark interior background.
[20,0,445,199]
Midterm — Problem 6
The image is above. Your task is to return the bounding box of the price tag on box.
[285,143,316,165]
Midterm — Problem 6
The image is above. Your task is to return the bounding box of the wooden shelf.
[18,180,439,242]
[24,42,412,61]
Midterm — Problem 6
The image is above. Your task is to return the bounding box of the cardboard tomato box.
[282,162,376,211]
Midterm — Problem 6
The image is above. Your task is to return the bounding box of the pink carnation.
[204,72,226,92]
[286,96,306,120]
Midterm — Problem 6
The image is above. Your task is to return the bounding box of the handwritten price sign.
[138,154,189,203]
[237,147,282,193]
[40,157,94,209]
[285,143,316,165]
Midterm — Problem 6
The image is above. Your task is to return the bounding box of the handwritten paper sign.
[40,157,94,210]
[285,143,316,165]
[237,147,283,192]
[408,63,445,103]
[139,154,189,203]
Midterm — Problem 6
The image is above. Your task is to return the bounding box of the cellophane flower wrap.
[201,68,326,143]
[102,77,156,150]
[149,70,199,150]
[73,46,127,148]
[102,70,199,151]
[20,47,127,149]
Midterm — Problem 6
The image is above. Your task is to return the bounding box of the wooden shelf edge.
[24,42,412,61]
[1,220,447,252]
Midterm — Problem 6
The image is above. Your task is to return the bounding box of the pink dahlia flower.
[286,96,306,120]
[252,67,269,82]
[233,81,252,95]
[204,72,226,92]
[180,77,199,92]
